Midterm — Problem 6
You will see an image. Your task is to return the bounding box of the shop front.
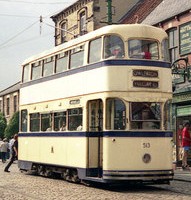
[172,92,191,165]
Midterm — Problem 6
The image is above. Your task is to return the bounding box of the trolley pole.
[107,0,112,25]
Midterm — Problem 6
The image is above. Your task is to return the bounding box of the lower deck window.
[54,112,66,131]
[130,102,161,130]
[106,98,126,130]
[68,108,82,131]
[41,113,52,131]
[30,113,40,132]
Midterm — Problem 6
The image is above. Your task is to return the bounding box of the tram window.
[162,39,170,62]
[21,109,28,132]
[104,35,125,59]
[31,61,42,80]
[30,113,40,132]
[43,57,54,77]
[128,39,159,60]
[164,100,172,130]
[68,108,82,131]
[106,98,126,130]
[22,64,30,83]
[41,113,52,131]
[55,52,68,73]
[70,46,84,69]
[130,102,161,130]
[54,112,66,131]
[89,38,102,63]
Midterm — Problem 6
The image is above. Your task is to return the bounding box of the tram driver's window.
[104,35,125,59]
[68,108,83,131]
[106,98,126,130]
[130,102,161,130]
[128,39,159,60]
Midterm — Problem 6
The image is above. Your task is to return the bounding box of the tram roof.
[22,24,167,65]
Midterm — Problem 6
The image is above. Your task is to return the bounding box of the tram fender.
[18,160,33,171]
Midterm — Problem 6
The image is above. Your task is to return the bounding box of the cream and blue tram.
[19,24,173,184]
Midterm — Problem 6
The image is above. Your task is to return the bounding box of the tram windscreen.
[130,102,161,130]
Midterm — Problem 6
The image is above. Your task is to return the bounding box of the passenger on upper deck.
[130,45,151,60]
[111,45,124,58]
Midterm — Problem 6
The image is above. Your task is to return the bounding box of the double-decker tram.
[19,24,173,184]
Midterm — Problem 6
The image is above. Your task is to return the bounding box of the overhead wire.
[0,13,39,18]
[0,0,73,4]
[0,20,39,48]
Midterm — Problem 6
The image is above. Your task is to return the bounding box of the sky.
[0,0,76,91]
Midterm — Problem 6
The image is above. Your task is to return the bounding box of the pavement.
[174,167,191,182]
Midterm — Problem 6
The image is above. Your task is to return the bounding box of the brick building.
[0,82,20,123]
[51,0,139,46]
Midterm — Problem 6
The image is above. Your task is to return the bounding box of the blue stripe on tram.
[19,131,173,138]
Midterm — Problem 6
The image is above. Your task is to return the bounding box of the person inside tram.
[141,109,156,129]
[130,45,151,59]
[60,122,66,131]
[111,45,123,58]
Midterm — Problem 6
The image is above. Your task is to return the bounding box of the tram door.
[87,99,103,178]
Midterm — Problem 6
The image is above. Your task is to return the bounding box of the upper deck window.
[162,39,170,62]
[70,45,84,69]
[89,38,102,63]
[31,61,42,80]
[56,52,68,73]
[128,39,159,60]
[43,57,54,77]
[104,35,125,59]
[22,64,30,83]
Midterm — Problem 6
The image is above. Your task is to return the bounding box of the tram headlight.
[142,153,151,164]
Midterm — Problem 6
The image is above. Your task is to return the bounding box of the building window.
[61,22,67,43]
[168,28,178,63]
[14,95,17,112]
[6,98,10,115]
[79,11,86,35]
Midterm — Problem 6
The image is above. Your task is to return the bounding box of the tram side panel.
[19,136,87,169]
[103,137,173,170]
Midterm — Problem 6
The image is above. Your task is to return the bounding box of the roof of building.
[142,0,191,25]
[0,82,20,96]
[119,0,162,24]
[51,0,82,19]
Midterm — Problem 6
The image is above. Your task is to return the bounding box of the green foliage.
[0,112,7,139]
[4,111,19,139]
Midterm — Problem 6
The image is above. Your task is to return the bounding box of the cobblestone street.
[0,162,191,200]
